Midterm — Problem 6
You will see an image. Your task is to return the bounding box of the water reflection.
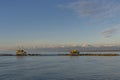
[16,56,25,59]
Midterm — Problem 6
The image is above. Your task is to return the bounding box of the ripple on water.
[0,56,120,80]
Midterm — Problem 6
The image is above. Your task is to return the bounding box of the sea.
[0,51,120,80]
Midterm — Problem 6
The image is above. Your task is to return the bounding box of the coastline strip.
[0,53,119,56]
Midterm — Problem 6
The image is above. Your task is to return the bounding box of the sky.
[0,0,120,50]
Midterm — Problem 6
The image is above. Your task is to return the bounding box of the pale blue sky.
[0,0,120,49]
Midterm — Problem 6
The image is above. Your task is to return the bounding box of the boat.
[16,49,27,56]
[69,50,80,56]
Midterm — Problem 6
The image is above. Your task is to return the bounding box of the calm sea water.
[0,52,120,80]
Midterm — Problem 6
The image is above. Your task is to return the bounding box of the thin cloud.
[62,0,120,18]
[101,26,119,38]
